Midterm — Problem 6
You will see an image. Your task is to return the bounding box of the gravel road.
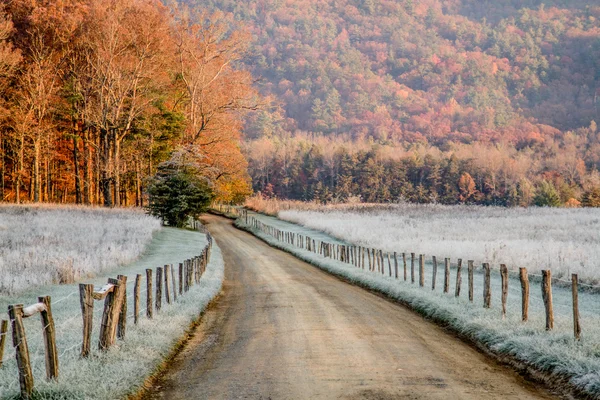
[145,214,555,400]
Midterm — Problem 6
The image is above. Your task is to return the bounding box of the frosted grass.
[0,204,162,295]
[0,227,224,400]
[278,204,600,284]
[239,213,600,397]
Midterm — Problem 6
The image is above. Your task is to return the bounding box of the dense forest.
[0,0,254,206]
[193,0,600,206]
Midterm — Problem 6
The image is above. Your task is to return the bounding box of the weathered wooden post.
[394,252,398,279]
[403,253,407,281]
[117,275,127,340]
[572,274,581,341]
[455,259,462,297]
[164,265,172,305]
[519,267,529,321]
[0,320,7,367]
[156,267,163,311]
[468,261,474,302]
[409,253,414,283]
[79,283,94,357]
[179,263,183,295]
[483,263,491,308]
[38,296,58,380]
[444,258,450,294]
[500,265,508,319]
[134,274,141,325]
[99,277,126,350]
[431,256,438,290]
[541,270,554,331]
[146,269,153,319]
[419,254,425,287]
[8,304,33,399]
[172,265,178,302]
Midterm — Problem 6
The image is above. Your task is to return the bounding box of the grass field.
[276,203,600,284]
[0,204,161,295]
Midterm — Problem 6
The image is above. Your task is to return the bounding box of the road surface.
[145,214,554,400]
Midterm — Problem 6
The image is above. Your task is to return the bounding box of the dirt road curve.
[146,215,554,400]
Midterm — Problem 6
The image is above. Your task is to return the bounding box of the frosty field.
[0,226,224,400]
[0,205,162,295]
[278,203,600,284]
[240,210,600,398]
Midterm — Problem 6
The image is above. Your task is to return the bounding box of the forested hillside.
[196,0,600,206]
[0,0,254,205]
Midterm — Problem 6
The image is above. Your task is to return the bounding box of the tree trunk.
[100,129,112,207]
[73,135,82,204]
[33,138,41,202]
[83,128,91,205]
[113,132,120,207]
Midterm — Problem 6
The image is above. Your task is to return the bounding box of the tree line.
[0,0,254,206]
[246,133,600,207]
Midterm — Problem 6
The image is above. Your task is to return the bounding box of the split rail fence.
[247,215,585,342]
[1,225,213,400]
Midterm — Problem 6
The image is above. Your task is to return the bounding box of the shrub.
[146,160,214,227]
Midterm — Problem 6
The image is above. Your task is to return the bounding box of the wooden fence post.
[79,283,94,357]
[403,253,407,281]
[387,253,392,277]
[572,274,581,341]
[541,270,554,330]
[500,265,508,319]
[146,269,153,319]
[519,267,529,322]
[455,259,462,297]
[165,265,172,305]
[431,256,437,290]
[172,265,178,302]
[117,275,127,340]
[156,267,163,311]
[411,253,415,283]
[483,263,491,308]
[394,252,398,279]
[0,320,7,368]
[99,277,125,350]
[419,254,425,287]
[134,274,141,325]
[468,261,474,302]
[38,296,58,380]
[179,263,183,295]
[8,304,33,399]
[444,258,450,294]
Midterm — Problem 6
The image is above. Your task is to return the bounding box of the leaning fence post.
[572,274,581,341]
[468,260,474,302]
[134,274,141,325]
[483,263,491,308]
[500,265,508,319]
[0,320,7,368]
[38,296,58,380]
[146,269,153,319]
[444,258,450,294]
[8,304,33,400]
[79,283,94,357]
[455,259,462,297]
[519,267,529,322]
[99,277,125,350]
[431,256,437,290]
[117,275,127,340]
[542,270,554,331]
